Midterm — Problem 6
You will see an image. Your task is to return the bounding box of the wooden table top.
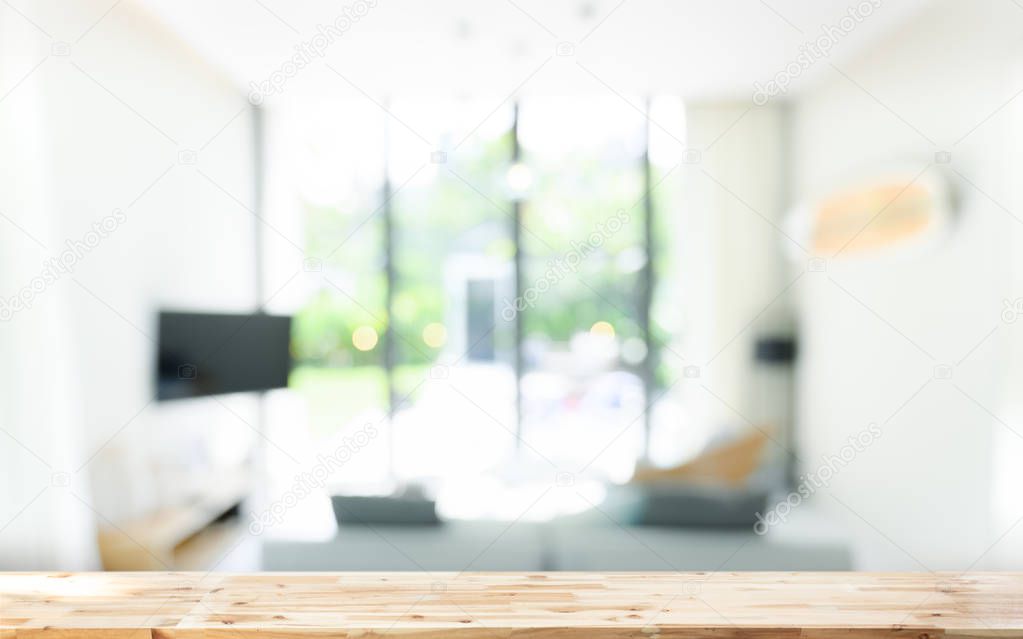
[2,572,1021,638]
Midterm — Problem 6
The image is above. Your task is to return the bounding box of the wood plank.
[2,572,1022,638]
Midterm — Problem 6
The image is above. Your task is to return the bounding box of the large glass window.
[517,97,648,482]
[272,96,689,518]
[387,99,517,485]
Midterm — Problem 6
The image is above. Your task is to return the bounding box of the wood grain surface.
[2,572,1022,638]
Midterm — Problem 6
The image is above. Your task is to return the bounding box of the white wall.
[792,0,1023,569]
[0,0,259,568]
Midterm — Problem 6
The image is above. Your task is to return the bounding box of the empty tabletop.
[2,572,1022,637]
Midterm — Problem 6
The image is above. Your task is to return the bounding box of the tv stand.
[96,471,249,570]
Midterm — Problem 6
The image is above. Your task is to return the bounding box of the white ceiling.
[138,0,932,104]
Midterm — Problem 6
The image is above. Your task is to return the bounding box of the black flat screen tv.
[156,310,292,400]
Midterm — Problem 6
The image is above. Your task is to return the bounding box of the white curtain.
[0,13,99,570]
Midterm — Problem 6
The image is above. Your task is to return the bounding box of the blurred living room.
[1,0,1022,575]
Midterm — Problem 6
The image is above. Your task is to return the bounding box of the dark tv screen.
[157,311,292,400]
